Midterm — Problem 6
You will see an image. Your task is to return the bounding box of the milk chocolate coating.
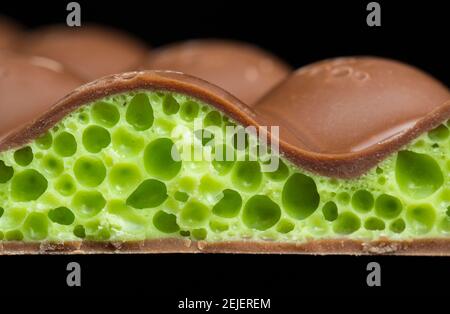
[142,40,292,105]
[0,16,22,50]
[254,57,450,154]
[20,25,148,81]
[0,51,83,142]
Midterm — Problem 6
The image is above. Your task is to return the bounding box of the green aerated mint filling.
[0,91,449,243]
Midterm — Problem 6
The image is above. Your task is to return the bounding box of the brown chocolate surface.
[142,40,292,105]
[0,16,22,50]
[0,51,83,143]
[19,25,149,81]
[254,57,450,154]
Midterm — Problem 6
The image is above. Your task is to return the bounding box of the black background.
[1,0,449,303]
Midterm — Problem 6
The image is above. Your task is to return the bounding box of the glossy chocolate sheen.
[0,17,22,50]
[254,57,450,154]
[142,40,292,105]
[0,51,83,143]
[20,25,149,81]
[1,67,449,180]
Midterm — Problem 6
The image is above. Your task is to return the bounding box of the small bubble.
[354,71,369,81]
[331,66,352,77]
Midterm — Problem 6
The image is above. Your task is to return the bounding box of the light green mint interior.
[0,91,449,243]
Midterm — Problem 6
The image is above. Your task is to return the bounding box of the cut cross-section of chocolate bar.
[0,57,449,255]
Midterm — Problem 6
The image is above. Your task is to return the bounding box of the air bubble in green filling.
[112,128,144,156]
[153,211,180,233]
[180,100,199,121]
[243,195,281,231]
[212,189,242,218]
[199,175,223,195]
[91,101,120,127]
[231,161,262,192]
[375,194,403,219]
[428,124,449,141]
[210,220,229,232]
[232,128,249,150]
[438,217,450,233]
[395,150,444,199]
[406,205,436,234]
[54,132,77,157]
[192,228,207,240]
[351,190,374,213]
[0,207,26,228]
[11,169,48,201]
[282,173,320,220]
[276,219,295,234]
[364,217,385,231]
[333,212,361,235]
[73,225,86,238]
[72,191,106,217]
[126,93,154,131]
[109,163,141,192]
[0,160,14,183]
[84,221,112,240]
[35,132,52,149]
[212,144,235,175]
[337,192,350,205]
[204,111,222,127]
[82,125,111,153]
[5,230,23,241]
[162,94,180,115]
[41,154,64,177]
[48,207,75,225]
[322,201,338,221]
[126,179,168,209]
[55,174,77,196]
[180,200,210,227]
[180,230,190,237]
[23,212,48,240]
[144,138,181,180]
[73,157,106,187]
[265,159,289,181]
[174,191,189,202]
[78,112,89,124]
[194,129,215,146]
[14,146,33,166]
[390,218,406,233]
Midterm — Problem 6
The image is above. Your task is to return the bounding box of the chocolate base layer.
[1,238,449,256]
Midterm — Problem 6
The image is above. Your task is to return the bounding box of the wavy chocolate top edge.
[0,67,449,179]
[142,39,292,105]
